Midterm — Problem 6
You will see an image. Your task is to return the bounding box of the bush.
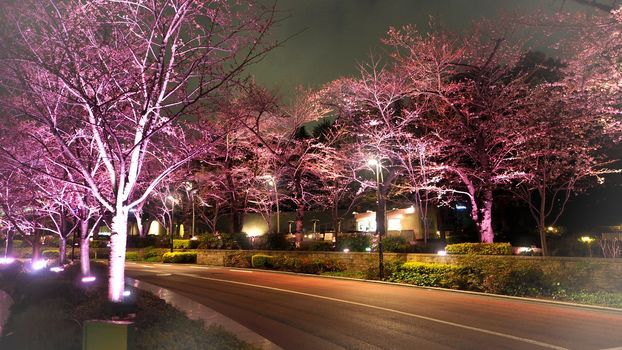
[41,249,60,259]
[162,252,197,264]
[262,233,291,250]
[335,233,371,252]
[382,236,411,253]
[251,254,275,268]
[90,239,109,249]
[224,252,252,268]
[125,252,140,261]
[197,232,247,250]
[299,241,333,251]
[270,255,345,274]
[387,262,471,288]
[173,239,191,249]
[458,257,559,296]
[445,242,513,255]
[481,264,554,296]
[11,239,29,248]
[143,247,162,262]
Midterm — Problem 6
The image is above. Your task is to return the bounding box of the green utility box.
[83,320,134,350]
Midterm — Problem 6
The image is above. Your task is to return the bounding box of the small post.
[83,320,134,350]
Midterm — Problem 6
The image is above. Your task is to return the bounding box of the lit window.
[388,218,401,231]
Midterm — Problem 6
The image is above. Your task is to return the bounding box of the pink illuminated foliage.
[0,0,277,302]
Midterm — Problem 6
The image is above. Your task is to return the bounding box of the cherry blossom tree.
[384,24,543,243]
[0,0,277,302]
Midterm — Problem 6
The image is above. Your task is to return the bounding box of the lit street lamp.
[579,235,595,257]
[368,158,386,279]
[183,182,198,239]
[260,175,280,234]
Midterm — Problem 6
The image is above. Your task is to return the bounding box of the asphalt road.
[125,263,622,350]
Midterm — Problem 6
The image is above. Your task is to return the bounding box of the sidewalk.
[126,277,283,350]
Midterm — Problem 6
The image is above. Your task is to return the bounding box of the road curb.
[217,266,622,314]
[125,276,283,350]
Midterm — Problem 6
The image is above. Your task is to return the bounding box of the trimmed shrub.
[11,240,29,248]
[457,257,561,296]
[387,262,471,288]
[299,241,333,251]
[251,254,275,268]
[383,236,411,253]
[91,239,109,249]
[445,242,513,255]
[125,252,140,261]
[162,252,197,264]
[262,233,291,250]
[142,247,161,262]
[224,252,252,268]
[173,239,191,249]
[41,249,60,259]
[270,256,346,274]
[335,233,371,252]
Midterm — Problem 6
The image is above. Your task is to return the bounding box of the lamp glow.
[31,260,47,271]
[437,250,447,256]
[50,266,64,273]
[123,290,131,297]
[81,276,96,283]
[343,248,350,253]
[365,247,372,252]
[0,257,15,264]
[579,236,594,243]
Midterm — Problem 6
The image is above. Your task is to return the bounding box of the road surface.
[125,263,622,350]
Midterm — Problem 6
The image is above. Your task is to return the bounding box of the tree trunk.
[538,205,549,257]
[376,188,386,279]
[31,230,41,261]
[232,208,244,234]
[79,219,91,276]
[109,209,128,303]
[58,237,67,265]
[295,204,304,248]
[479,189,494,243]
[136,213,144,238]
[4,231,13,258]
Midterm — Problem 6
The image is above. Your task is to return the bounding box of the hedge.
[386,258,588,297]
[251,254,274,268]
[162,252,197,264]
[445,242,513,255]
[125,252,140,261]
[41,249,60,259]
[250,254,345,274]
[173,239,200,249]
[387,262,472,289]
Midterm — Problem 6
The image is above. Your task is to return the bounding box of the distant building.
[354,206,439,241]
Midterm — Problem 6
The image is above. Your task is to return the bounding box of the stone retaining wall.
[4,247,620,291]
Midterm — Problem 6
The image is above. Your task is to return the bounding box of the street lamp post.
[168,195,176,253]
[261,175,280,234]
[368,159,386,279]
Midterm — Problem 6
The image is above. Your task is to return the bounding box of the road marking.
[176,272,567,350]
[600,347,622,350]
[156,273,172,277]
[141,265,154,268]
[229,269,252,273]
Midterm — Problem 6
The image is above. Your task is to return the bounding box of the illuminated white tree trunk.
[479,190,494,243]
[79,219,91,276]
[109,209,128,302]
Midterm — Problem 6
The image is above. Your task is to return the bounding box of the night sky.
[250,0,588,95]
[249,0,621,234]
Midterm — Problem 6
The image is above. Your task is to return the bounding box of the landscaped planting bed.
[0,262,258,350]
